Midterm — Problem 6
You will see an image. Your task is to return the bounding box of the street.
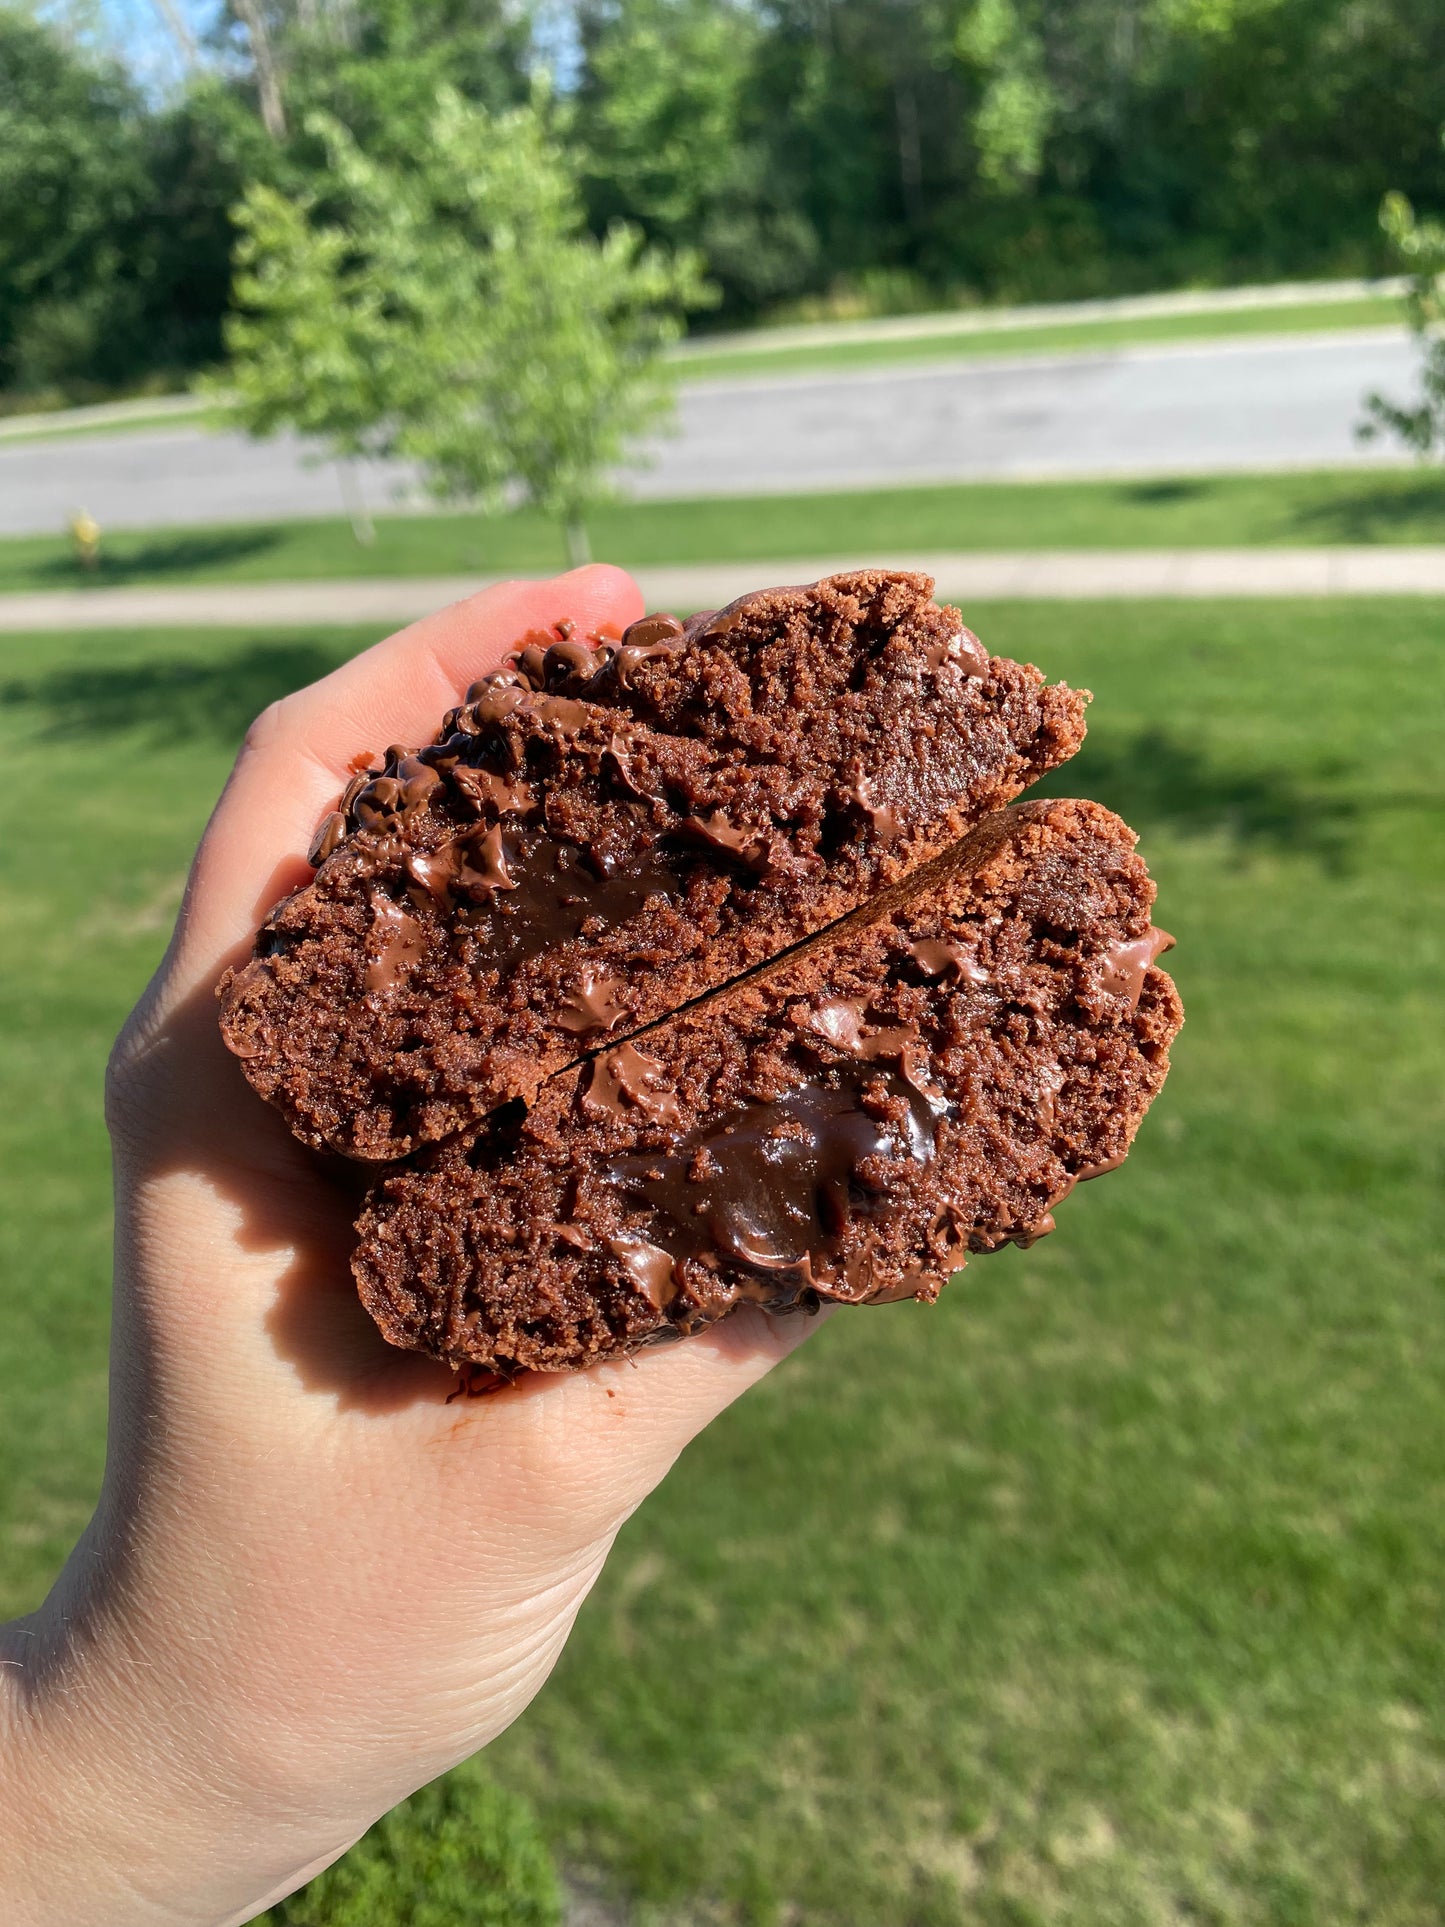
[0,328,1418,536]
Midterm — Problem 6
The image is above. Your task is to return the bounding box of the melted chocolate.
[909,937,988,986]
[611,613,686,689]
[603,734,665,804]
[448,765,537,818]
[675,810,770,872]
[606,1233,679,1309]
[606,1066,940,1292]
[465,670,528,704]
[1098,928,1176,1009]
[406,824,516,907]
[543,638,603,685]
[309,811,347,866]
[798,999,948,1113]
[557,967,629,1037]
[582,1043,681,1127]
[1076,1151,1126,1181]
[1010,1213,1056,1248]
[925,625,990,678]
[364,889,425,995]
[843,778,902,845]
[463,837,682,974]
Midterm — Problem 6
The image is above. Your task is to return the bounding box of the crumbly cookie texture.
[218,571,1088,1160]
[354,799,1182,1376]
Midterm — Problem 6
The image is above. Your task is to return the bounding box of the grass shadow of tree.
[1119,479,1209,506]
[1032,726,1359,867]
[2,637,351,746]
[38,527,283,586]
[1285,476,1445,543]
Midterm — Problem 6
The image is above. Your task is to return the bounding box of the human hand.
[0,569,819,1927]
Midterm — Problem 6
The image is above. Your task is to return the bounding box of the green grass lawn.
[2,600,1442,1924]
[4,468,1445,597]
[0,402,224,449]
[669,295,1402,382]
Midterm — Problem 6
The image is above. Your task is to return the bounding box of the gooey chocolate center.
[606,1064,942,1289]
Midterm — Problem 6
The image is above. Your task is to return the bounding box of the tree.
[1359,183,1445,460]
[212,0,535,164]
[0,9,246,400]
[575,0,819,316]
[0,10,151,392]
[217,86,706,559]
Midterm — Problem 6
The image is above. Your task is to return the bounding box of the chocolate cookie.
[354,799,1182,1375]
[219,572,1087,1158]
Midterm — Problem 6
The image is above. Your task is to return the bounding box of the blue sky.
[31,0,226,93]
[32,0,582,97]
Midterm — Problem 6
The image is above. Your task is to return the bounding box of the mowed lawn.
[665,296,1402,383]
[1,599,1441,1926]
[3,468,1445,596]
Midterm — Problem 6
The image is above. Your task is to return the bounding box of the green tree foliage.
[6,0,1445,401]
[218,86,705,557]
[574,0,819,314]
[1360,183,1445,459]
[252,1767,562,1926]
[210,0,534,168]
[0,8,243,398]
[578,0,1445,312]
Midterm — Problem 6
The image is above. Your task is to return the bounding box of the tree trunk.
[895,76,923,227]
[334,460,375,547]
[564,518,592,567]
[234,0,288,141]
[148,0,199,67]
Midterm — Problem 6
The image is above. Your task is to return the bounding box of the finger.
[168,567,644,994]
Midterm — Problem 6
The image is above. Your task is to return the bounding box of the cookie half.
[219,572,1087,1158]
[354,799,1182,1374]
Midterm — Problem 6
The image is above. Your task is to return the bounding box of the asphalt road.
[0,329,1418,537]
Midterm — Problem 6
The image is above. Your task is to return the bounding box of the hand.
[0,569,818,1927]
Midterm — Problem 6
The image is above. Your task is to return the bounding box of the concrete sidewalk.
[3,547,1445,632]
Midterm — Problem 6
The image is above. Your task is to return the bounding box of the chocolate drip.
[909,937,988,986]
[406,823,517,907]
[557,967,629,1037]
[606,1233,679,1310]
[1076,1151,1126,1182]
[843,778,902,845]
[582,1043,681,1127]
[1010,1213,1056,1248]
[364,889,425,995]
[463,838,682,974]
[924,625,990,678]
[448,765,537,818]
[1098,928,1176,1009]
[606,1065,940,1293]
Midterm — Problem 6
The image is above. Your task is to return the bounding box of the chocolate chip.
[308,811,347,866]
[543,639,602,688]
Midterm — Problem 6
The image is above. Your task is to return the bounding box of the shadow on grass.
[1120,479,1209,506]
[1286,476,1445,543]
[38,527,283,586]
[1035,725,1359,865]
[2,637,349,745]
